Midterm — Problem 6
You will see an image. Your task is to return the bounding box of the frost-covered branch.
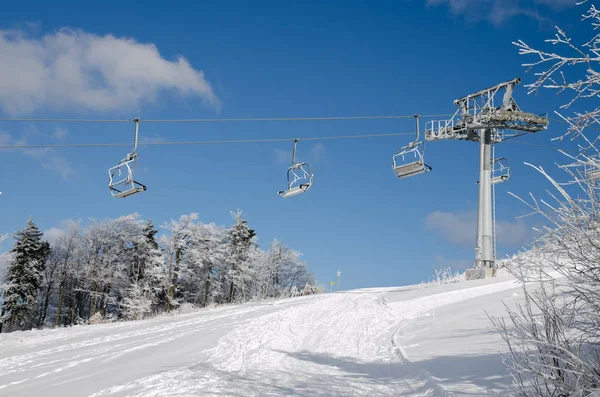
[491,142,600,395]
[514,1,600,142]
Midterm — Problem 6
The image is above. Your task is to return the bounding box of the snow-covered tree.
[0,209,316,332]
[258,239,314,299]
[0,218,50,332]
[72,213,151,322]
[37,246,61,327]
[159,213,199,311]
[129,219,167,315]
[0,246,15,320]
[224,210,256,303]
[513,0,600,145]
[129,219,158,283]
[489,161,600,395]
[247,245,270,300]
[120,280,153,320]
[51,220,84,327]
[182,221,229,307]
[82,215,136,320]
[489,3,600,394]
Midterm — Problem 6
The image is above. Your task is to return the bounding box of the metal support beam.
[453,77,521,107]
[475,129,494,268]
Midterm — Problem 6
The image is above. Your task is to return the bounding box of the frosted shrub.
[431,266,462,285]
[121,282,154,321]
[490,3,600,392]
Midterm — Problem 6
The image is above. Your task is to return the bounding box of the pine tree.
[143,219,159,250]
[0,218,50,332]
[130,219,160,283]
[160,213,198,311]
[226,210,256,303]
[136,219,167,314]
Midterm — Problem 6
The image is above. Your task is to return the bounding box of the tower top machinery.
[416,77,548,275]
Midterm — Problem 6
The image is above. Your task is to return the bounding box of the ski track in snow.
[0,305,268,379]
[0,277,525,396]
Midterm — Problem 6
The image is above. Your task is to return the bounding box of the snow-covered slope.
[0,273,529,396]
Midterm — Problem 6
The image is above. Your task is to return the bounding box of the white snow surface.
[0,273,535,396]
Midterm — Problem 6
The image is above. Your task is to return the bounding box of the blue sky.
[0,0,591,290]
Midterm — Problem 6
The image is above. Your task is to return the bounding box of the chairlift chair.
[392,114,432,179]
[278,139,314,198]
[491,157,511,185]
[108,118,147,198]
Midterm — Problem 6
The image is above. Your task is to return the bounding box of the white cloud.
[0,130,76,179]
[43,156,76,179]
[0,131,12,145]
[534,0,578,9]
[0,27,220,116]
[309,142,326,162]
[22,146,52,159]
[275,148,292,165]
[43,219,82,245]
[274,142,326,165]
[433,254,472,270]
[426,0,575,25]
[425,209,476,246]
[43,227,66,245]
[54,126,68,139]
[0,251,13,285]
[425,209,534,248]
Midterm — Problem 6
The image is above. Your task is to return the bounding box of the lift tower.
[424,78,548,276]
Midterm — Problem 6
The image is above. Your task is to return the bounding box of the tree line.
[0,211,318,333]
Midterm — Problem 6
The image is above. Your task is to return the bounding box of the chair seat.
[393,162,430,178]
[278,186,306,198]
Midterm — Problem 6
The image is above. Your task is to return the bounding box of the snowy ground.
[0,272,535,396]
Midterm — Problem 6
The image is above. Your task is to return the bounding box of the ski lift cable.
[0,114,456,123]
[0,114,586,127]
[0,131,417,150]
[0,132,578,152]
